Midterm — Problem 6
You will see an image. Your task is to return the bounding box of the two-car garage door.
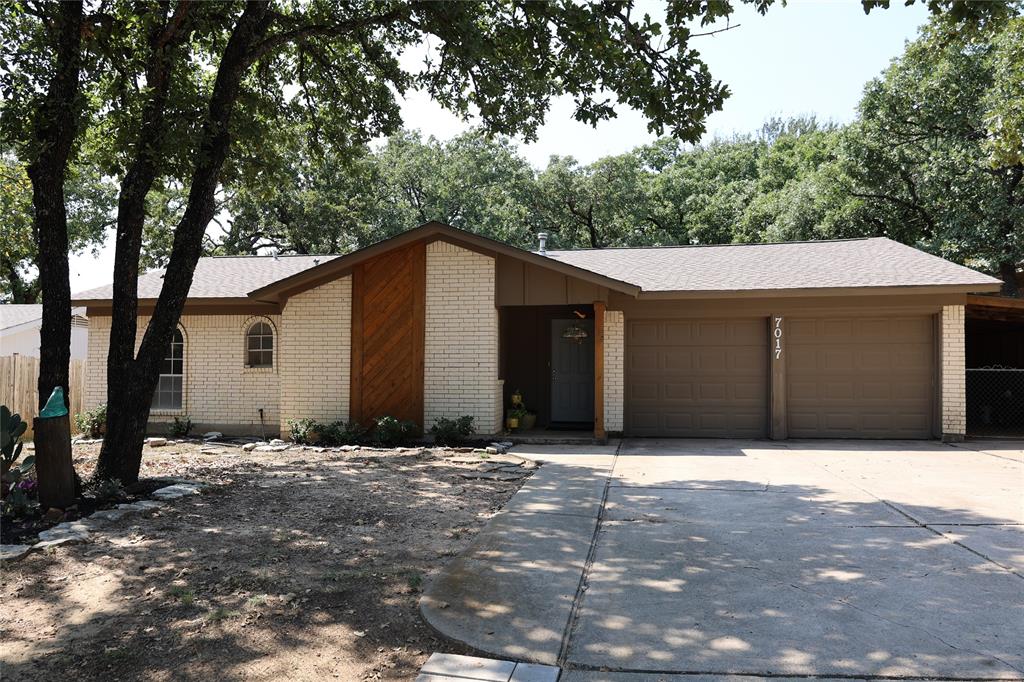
[626,315,935,439]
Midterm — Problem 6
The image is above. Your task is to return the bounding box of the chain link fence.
[967,367,1024,438]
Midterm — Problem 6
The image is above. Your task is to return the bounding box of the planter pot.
[506,417,519,430]
[520,413,537,431]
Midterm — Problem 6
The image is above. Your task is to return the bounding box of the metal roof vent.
[537,232,548,255]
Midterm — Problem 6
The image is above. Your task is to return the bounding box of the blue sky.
[70,0,931,291]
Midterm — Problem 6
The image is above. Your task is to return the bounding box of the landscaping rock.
[151,483,203,499]
[458,471,527,481]
[146,437,168,447]
[37,521,92,544]
[269,438,285,445]
[254,444,290,452]
[485,447,499,454]
[0,544,32,562]
[242,442,258,452]
[118,500,163,511]
[34,537,86,550]
[203,431,223,440]
[89,508,134,522]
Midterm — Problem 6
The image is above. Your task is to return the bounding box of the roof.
[543,237,1002,295]
[70,226,1002,306]
[0,304,87,331]
[72,254,339,303]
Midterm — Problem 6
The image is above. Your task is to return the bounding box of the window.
[246,321,274,368]
[153,329,184,410]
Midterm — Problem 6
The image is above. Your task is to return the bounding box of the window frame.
[152,327,185,413]
[244,320,275,369]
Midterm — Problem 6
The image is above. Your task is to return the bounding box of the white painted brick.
[940,305,966,437]
[84,312,282,430]
[604,310,624,433]
[424,241,501,434]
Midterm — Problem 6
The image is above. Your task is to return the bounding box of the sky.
[68,0,930,294]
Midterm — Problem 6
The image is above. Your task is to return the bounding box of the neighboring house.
[72,222,1002,441]
[0,304,89,359]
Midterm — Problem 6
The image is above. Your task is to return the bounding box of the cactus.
[1,404,34,500]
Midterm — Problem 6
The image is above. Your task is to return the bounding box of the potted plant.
[508,390,536,431]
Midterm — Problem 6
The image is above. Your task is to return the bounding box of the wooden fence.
[0,356,86,439]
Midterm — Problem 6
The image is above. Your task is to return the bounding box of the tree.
[841,16,1024,295]
[2,0,783,485]
[0,152,115,303]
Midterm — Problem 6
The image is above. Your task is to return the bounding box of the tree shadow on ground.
[1,451,525,681]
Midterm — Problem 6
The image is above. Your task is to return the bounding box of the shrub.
[169,415,193,438]
[373,416,418,448]
[429,415,475,447]
[321,420,367,446]
[84,478,128,504]
[287,418,324,445]
[74,404,107,438]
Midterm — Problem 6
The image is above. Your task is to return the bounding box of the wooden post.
[769,314,787,440]
[594,301,606,441]
[33,414,76,509]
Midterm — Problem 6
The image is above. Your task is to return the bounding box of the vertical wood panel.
[349,243,425,427]
[594,301,606,440]
[350,263,364,424]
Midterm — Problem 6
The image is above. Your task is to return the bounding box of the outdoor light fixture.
[561,323,589,343]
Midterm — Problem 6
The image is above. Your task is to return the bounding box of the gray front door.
[551,319,595,423]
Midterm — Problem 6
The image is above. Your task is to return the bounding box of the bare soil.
[1,441,531,681]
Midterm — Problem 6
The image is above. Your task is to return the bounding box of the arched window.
[153,329,184,410]
[246,321,274,368]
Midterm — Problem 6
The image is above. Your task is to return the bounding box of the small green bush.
[373,416,418,448]
[74,404,107,438]
[321,420,367,446]
[429,415,475,446]
[287,418,323,445]
[169,415,193,438]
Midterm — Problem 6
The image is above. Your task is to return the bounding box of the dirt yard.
[1,441,532,681]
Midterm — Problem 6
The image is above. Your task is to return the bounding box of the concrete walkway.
[421,439,1024,680]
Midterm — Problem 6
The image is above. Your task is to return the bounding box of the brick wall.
[84,313,282,433]
[940,304,966,439]
[424,241,502,434]
[604,310,624,433]
[279,276,351,435]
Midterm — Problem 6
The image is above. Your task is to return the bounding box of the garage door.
[787,316,934,438]
[626,319,769,437]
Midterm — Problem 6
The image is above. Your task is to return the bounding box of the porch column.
[594,301,606,440]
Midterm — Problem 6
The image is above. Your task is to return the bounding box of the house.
[0,305,89,359]
[72,222,1002,441]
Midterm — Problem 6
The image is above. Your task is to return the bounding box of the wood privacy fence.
[0,356,86,439]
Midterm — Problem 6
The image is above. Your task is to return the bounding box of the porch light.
[561,323,589,343]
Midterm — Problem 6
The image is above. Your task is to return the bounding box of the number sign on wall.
[773,316,783,360]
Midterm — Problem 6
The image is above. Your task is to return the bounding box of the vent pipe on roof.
[537,232,548,255]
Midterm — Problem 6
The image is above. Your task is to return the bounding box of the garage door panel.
[627,318,768,438]
[788,315,933,439]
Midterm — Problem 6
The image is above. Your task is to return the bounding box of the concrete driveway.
[422,439,1024,681]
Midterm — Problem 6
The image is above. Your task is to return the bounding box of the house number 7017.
[773,316,783,360]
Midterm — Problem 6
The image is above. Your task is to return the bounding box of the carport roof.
[544,237,1002,296]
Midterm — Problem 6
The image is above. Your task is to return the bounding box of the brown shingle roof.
[543,237,1001,293]
[72,254,338,302]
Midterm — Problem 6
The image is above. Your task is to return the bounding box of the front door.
[550,319,595,423]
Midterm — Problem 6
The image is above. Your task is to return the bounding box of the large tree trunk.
[26,2,84,411]
[96,2,273,484]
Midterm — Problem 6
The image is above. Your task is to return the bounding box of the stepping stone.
[151,483,202,499]
[0,544,32,562]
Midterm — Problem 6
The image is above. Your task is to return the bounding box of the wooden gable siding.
[350,242,426,427]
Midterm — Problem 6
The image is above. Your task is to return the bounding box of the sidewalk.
[420,443,619,665]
